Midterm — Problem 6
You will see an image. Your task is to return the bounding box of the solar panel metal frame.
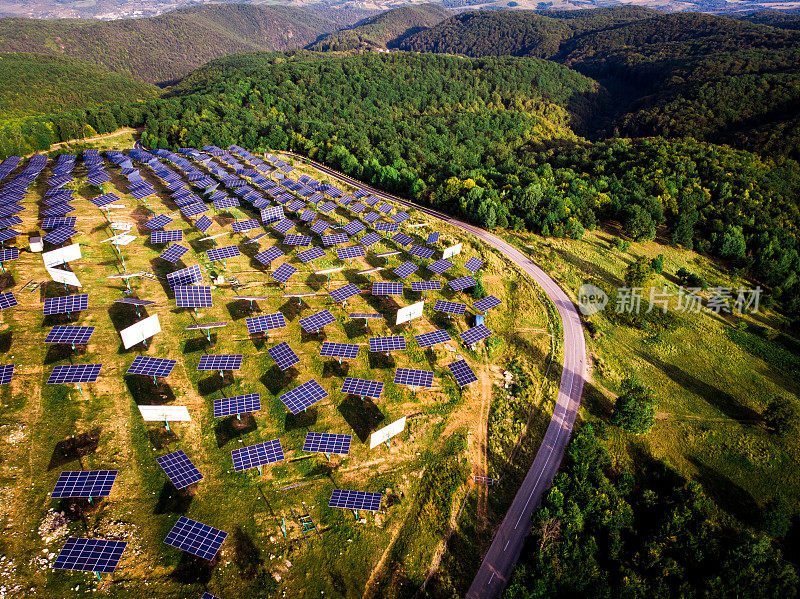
[303,432,351,455]
[394,368,434,388]
[374,222,399,233]
[320,341,360,360]
[322,233,348,246]
[343,220,366,236]
[272,219,295,234]
[42,294,89,315]
[359,232,382,247]
[283,234,312,247]
[245,312,286,334]
[0,291,16,310]
[268,342,300,370]
[41,216,76,230]
[54,538,127,573]
[341,377,384,399]
[0,247,19,262]
[51,470,118,498]
[414,329,451,348]
[279,379,329,414]
[460,324,493,345]
[114,297,155,307]
[194,215,213,232]
[448,359,478,387]
[45,326,95,345]
[298,309,335,332]
[43,227,77,245]
[473,295,502,312]
[391,232,413,247]
[164,516,227,561]
[426,232,440,244]
[369,336,406,352]
[434,300,467,316]
[271,262,297,283]
[144,215,173,231]
[372,282,403,296]
[213,393,261,418]
[231,439,284,471]
[197,354,243,371]
[127,356,177,378]
[254,246,284,266]
[175,285,213,308]
[231,218,260,232]
[156,450,204,489]
[206,245,241,262]
[329,489,382,512]
[47,364,102,384]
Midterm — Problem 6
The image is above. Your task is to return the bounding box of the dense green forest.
[0,52,158,120]
[0,4,358,84]
[309,3,450,51]
[506,425,799,598]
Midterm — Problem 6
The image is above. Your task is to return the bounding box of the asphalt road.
[281,152,587,598]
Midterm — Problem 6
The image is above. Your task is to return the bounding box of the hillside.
[0,52,159,119]
[0,4,346,84]
[309,3,451,51]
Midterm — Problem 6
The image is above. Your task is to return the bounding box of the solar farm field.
[0,146,552,598]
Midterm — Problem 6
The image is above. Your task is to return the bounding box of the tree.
[651,254,664,274]
[763,396,798,437]
[623,204,656,241]
[612,378,657,434]
[761,499,791,538]
[624,256,653,288]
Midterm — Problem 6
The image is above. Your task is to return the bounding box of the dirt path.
[40,127,141,155]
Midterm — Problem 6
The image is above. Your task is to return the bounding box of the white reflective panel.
[43,243,82,267]
[138,405,191,421]
[112,234,137,246]
[442,243,462,259]
[370,416,407,449]
[120,314,161,349]
[46,267,81,288]
[396,300,424,325]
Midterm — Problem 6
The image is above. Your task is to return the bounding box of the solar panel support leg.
[88,496,93,506]
[95,571,101,582]
[76,383,83,397]
[206,331,211,344]
[257,465,262,476]
[0,264,4,274]
[153,376,158,386]
[219,370,224,380]
[325,453,330,462]
[237,413,241,422]
[164,418,170,432]
[281,517,287,537]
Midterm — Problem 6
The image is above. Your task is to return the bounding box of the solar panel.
[164,517,227,561]
[415,330,451,348]
[175,285,213,308]
[283,234,312,247]
[473,295,502,312]
[372,282,403,296]
[271,263,297,283]
[427,259,453,274]
[464,257,484,273]
[350,202,366,214]
[0,247,19,262]
[329,489,382,512]
[363,211,380,224]
[260,205,284,224]
[159,244,189,264]
[341,377,384,399]
[322,233,348,246]
[207,246,241,262]
[311,220,330,234]
[0,291,16,310]
[54,538,126,573]
[299,309,335,332]
[461,324,493,345]
[41,217,76,230]
[426,232,440,244]
[391,232,413,247]
[115,297,155,307]
[349,313,383,319]
[268,342,300,370]
[337,245,366,261]
[359,232,382,247]
[369,336,406,352]
[410,280,442,292]
[343,220,366,236]
[231,439,284,471]
[47,364,102,384]
[89,193,119,208]
[245,313,286,334]
[127,356,177,378]
[145,215,173,231]
[318,201,336,214]
[391,211,410,223]
[303,432,351,455]
[272,219,295,234]
[43,227,77,245]
[213,196,239,210]
[297,246,325,263]
[393,262,418,279]
[279,379,328,414]
[254,246,284,266]
[157,450,204,489]
[51,470,118,498]
[166,264,202,288]
[201,593,221,599]
[374,222,399,233]
[300,209,316,222]
[231,219,260,232]
[185,321,228,332]
[329,283,360,303]
[243,232,268,244]
[408,245,435,260]
[43,294,88,315]
[435,300,467,316]
[151,230,183,244]
[0,364,14,384]
[195,215,213,232]
[181,202,209,217]
[449,359,478,387]
[213,393,261,418]
[197,355,243,371]
[394,367,435,389]
[320,342,360,360]
[45,326,95,345]
[448,276,477,291]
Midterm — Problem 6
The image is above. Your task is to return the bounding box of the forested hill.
[309,3,451,52]
[0,4,354,85]
[0,52,158,119]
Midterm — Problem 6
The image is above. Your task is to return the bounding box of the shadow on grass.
[198,372,232,396]
[48,427,101,470]
[148,426,179,450]
[0,331,11,353]
[688,456,760,526]
[226,299,253,321]
[214,414,257,448]
[124,375,176,406]
[170,552,217,585]
[322,360,350,379]
[233,527,263,580]
[260,365,298,395]
[368,352,395,370]
[154,481,195,514]
[338,396,384,443]
[285,407,318,431]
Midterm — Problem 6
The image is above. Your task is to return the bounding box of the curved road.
[281,152,587,598]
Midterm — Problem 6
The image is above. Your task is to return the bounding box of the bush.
[612,377,657,434]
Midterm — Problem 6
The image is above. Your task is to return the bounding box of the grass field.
[502,228,800,526]
[0,147,552,598]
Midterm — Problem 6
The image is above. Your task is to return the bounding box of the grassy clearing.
[0,147,551,598]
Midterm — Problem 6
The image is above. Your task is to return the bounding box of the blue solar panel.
[283,234,312,247]
[337,245,366,260]
[435,300,467,316]
[213,196,239,210]
[363,211,380,224]
[197,355,242,371]
[359,232,382,247]
[164,517,227,561]
[43,294,88,315]
[159,244,189,264]
[311,220,331,234]
[231,219,260,232]
[151,230,183,244]
[166,264,202,288]
[408,245,435,260]
[329,489,381,512]
[127,356,177,378]
[303,432,351,455]
[427,259,453,274]
[207,246,241,262]
[449,359,478,387]
[89,193,119,208]
[47,364,102,384]
[271,263,297,283]
[394,368,434,388]
[329,283,360,303]
[322,233,348,246]
[0,291,16,310]
[231,439,284,471]
[279,379,328,414]
[392,233,413,247]
[272,219,295,234]
[41,217,76,230]
[464,257,484,273]
[268,342,300,370]
[260,205,284,224]
[369,336,406,352]
[254,246,284,266]
[175,285,212,308]
[0,247,19,262]
[145,215,173,231]
[43,227,77,245]
[320,342,360,359]
[341,377,384,399]
[45,326,95,345]
[195,215,213,232]
[297,246,325,263]
[460,324,493,345]
[299,310,335,332]
[473,295,502,312]
[344,220,366,236]
[214,393,261,418]
[157,450,203,489]
[415,330,451,348]
[372,282,403,296]
[426,232,440,244]
[394,262,418,279]
[245,313,286,334]
[54,538,126,573]
[52,470,117,498]
[448,276,477,291]
[410,280,442,292]
[0,364,14,384]
[391,211,410,223]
